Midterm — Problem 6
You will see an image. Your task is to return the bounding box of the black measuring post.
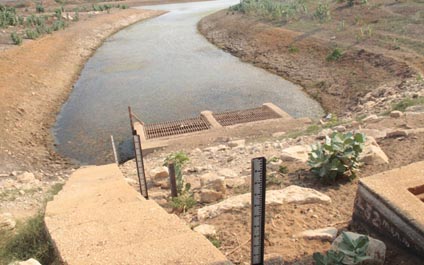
[168,162,178,198]
[133,134,148,199]
[251,157,266,265]
[128,106,135,134]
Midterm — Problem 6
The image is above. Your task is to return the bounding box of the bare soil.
[198,0,424,116]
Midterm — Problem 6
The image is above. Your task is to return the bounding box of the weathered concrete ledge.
[353,161,424,257]
[45,164,231,265]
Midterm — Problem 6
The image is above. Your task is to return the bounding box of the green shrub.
[288,45,299,53]
[120,4,129,9]
[308,132,365,182]
[391,97,424,112]
[54,8,62,19]
[314,1,331,22]
[169,185,196,212]
[73,10,79,21]
[25,29,39,39]
[313,232,371,264]
[207,235,221,248]
[10,32,22,45]
[326,48,343,61]
[52,20,66,31]
[36,3,44,13]
[0,5,18,27]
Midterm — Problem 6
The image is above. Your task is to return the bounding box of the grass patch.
[0,213,56,264]
[391,97,424,112]
[207,235,221,248]
[284,124,321,139]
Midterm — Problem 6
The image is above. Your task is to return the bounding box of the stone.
[193,224,217,236]
[225,177,246,188]
[280,145,311,163]
[272,131,286,138]
[362,115,380,122]
[405,105,424,112]
[333,125,346,132]
[218,168,237,178]
[0,213,16,231]
[124,178,137,185]
[331,232,386,264]
[298,227,338,241]
[386,129,408,138]
[199,189,224,203]
[390,110,403,118]
[16,172,36,183]
[264,253,284,265]
[360,136,389,165]
[198,185,331,220]
[184,175,201,190]
[149,167,169,186]
[9,259,42,265]
[200,173,226,193]
[228,139,245,148]
[357,129,387,140]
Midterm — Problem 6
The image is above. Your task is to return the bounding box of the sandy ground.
[0,8,164,174]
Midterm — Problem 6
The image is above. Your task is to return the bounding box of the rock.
[331,232,386,265]
[362,115,380,122]
[218,168,237,178]
[200,173,226,193]
[390,110,403,118]
[333,125,346,132]
[204,146,218,153]
[272,132,286,138]
[184,175,201,190]
[199,189,224,203]
[149,167,169,186]
[124,178,137,185]
[264,253,284,265]
[280,145,311,163]
[198,185,331,220]
[360,137,389,165]
[193,224,217,236]
[298,227,338,241]
[217,144,228,151]
[405,105,424,112]
[228,139,245,148]
[225,177,246,188]
[357,129,387,140]
[16,172,36,183]
[0,213,16,231]
[9,258,42,265]
[386,129,408,138]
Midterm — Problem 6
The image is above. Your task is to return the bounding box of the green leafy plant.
[314,1,331,22]
[326,48,343,61]
[266,173,282,186]
[278,165,288,174]
[313,232,372,264]
[164,152,196,212]
[308,132,365,182]
[288,45,299,53]
[36,3,44,13]
[10,32,22,45]
[207,235,221,248]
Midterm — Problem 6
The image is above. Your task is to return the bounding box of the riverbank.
[198,6,423,116]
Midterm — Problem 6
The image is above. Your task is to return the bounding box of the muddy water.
[54,0,324,165]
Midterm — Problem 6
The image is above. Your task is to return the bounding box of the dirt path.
[0,8,163,174]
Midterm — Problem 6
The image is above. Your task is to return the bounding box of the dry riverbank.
[198,10,422,116]
[0,8,163,174]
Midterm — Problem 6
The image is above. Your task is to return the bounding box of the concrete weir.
[45,164,231,265]
[353,161,424,257]
[134,103,302,153]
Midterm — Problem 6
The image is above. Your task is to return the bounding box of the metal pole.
[168,162,178,198]
[110,135,119,164]
[128,106,135,135]
[133,134,148,199]
[251,157,266,265]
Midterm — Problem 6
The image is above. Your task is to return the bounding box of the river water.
[53,0,324,165]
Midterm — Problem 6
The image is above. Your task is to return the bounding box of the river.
[53,0,324,165]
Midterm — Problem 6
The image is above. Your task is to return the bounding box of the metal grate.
[144,117,211,140]
[213,107,281,127]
